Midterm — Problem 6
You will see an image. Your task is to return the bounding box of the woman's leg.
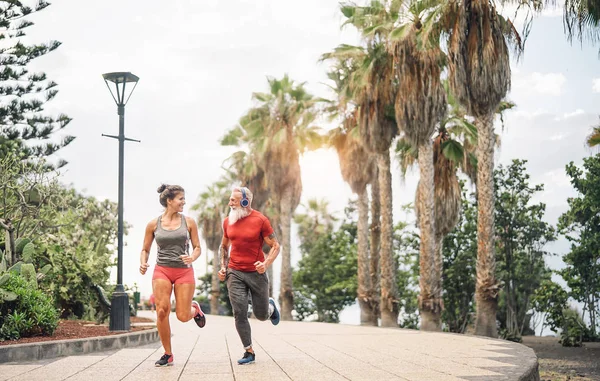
[173,283,196,322]
[153,279,173,354]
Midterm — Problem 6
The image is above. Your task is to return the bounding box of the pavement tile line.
[252,340,293,380]
[314,334,508,380]
[358,334,535,381]
[274,335,354,381]
[177,335,200,381]
[224,333,237,381]
[307,336,414,380]
[62,355,108,381]
[59,348,158,381]
[119,347,165,380]
[2,364,44,381]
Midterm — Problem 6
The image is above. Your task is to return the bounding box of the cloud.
[513,72,567,96]
[593,78,600,93]
[554,109,585,121]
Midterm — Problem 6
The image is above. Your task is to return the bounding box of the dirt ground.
[521,336,600,381]
[0,316,155,346]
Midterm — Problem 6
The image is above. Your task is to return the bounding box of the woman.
[139,184,206,367]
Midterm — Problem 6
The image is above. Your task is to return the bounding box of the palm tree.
[191,179,231,314]
[330,119,378,325]
[586,121,600,148]
[222,75,322,320]
[369,165,381,324]
[294,198,338,244]
[428,0,523,337]
[322,56,379,325]
[222,119,279,297]
[388,0,448,331]
[396,81,478,331]
[563,0,600,48]
[338,0,400,327]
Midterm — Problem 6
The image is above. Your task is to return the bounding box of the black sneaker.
[237,351,255,365]
[155,353,173,367]
[192,301,206,328]
[269,298,280,325]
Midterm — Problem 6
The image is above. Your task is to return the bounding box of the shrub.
[0,272,59,341]
[560,308,587,347]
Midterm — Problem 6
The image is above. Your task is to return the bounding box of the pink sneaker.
[155,353,173,367]
[192,301,206,328]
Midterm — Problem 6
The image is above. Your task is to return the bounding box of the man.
[218,186,281,365]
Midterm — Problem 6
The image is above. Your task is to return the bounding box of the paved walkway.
[0,311,539,381]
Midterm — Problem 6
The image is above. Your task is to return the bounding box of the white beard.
[229,207,250,225]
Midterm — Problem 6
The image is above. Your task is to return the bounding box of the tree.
[0,0,73,167]
[221,121,276,295]
[324,57,378,325]
[558,154,600,338]
[191,179,230,315]
[395,80,479,331]
[494,160,556,341]
[442,183,478,333]
[393,217,421,329]
[294,198,337,252]
[338,0,400,327]
[531,279,569,336]
[388,0,447,331]
[222,75,322,320]
[32,187,121,320]
[586,119,600,149]
[432,0,524,337]
[0,153,63,265]
[293,207,357,323]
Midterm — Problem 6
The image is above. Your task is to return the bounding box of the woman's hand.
[140,263,149,275]
[180,255,195,265]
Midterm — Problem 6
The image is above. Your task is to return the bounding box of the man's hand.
[140,263,149,275]
[254,261,266,274]
[218,267,227,281]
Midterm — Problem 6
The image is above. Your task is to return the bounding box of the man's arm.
[220,235,230,270]
[218,235,230,281]
[262,233,280,268]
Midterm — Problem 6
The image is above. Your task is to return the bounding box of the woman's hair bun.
[157,184,168,193]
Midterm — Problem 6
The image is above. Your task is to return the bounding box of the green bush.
[0,273,59,341]
[560,308,587,347]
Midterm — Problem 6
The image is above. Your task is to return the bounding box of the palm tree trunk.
[475,112,499,338]
[357,187,374,325]
[435,232,444,314]
[417,142,442,331]
[378,152,399,327]
[269,223,282,298]
[279,188,294,321]
[370,170,381,326]
[210,250,220,314]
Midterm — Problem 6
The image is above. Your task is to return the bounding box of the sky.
[16,1,600,325]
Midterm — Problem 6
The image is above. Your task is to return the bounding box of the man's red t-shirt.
[223,210,274,272]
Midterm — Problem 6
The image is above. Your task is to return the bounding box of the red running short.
[152,265,195,285]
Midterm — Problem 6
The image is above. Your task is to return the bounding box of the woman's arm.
[182,216,201,265]
[139,220,156,275]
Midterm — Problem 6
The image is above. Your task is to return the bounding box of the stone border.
[0,328,159,363]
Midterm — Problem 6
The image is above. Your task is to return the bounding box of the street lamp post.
[102,72,140,331]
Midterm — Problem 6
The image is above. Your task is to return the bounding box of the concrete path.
[0,311,539,381]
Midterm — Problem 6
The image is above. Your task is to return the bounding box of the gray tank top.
[154,214,190,268]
